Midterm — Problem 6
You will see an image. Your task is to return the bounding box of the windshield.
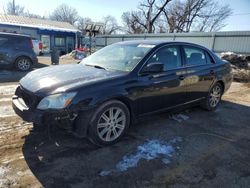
[80,43,154,72]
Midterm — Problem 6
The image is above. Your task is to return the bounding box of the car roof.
[0,32,30,38]
[117,40,209,50]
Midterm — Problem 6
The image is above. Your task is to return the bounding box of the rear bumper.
[31,56,38,64]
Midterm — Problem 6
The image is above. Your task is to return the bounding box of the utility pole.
[12,0,15,15]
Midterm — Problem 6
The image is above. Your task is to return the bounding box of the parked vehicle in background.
[0,32,38,71]
[12,41,233,146]
[32,39,43,56]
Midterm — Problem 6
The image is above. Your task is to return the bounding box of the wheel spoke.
[114,108,122,119]
[101,113,110,122]
[109,108,114,120]
[105,129,112,141]
[116,115,125,123]
[116,123,125,130]
[99,127,109,137]
[97,122,109,129]
[112,128,119,138]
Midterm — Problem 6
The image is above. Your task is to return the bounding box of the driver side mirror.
[141,62,164,74]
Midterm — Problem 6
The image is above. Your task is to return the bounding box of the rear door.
[182,45,216,102]
[0,36,9,66]
[136,45,187,115]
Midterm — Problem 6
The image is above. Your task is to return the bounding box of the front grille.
[16,86,38,108]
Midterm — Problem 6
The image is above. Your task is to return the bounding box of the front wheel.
[88,100,130,146]
[202,82,223,111]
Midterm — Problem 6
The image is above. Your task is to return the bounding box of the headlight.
[37,92,77,110]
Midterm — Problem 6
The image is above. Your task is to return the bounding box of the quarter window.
[148,46,182,71]
[205,52,215,64]
[184,46,206,66]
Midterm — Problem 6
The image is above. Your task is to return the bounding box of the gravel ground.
[0,65,250,188]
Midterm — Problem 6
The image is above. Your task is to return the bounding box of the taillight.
[39,42,43,50]
[29,39,33,49]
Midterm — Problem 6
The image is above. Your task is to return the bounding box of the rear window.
[14,37,30,48]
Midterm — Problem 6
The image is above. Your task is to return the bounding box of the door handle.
[179,75,185,80]
[210,70,215,75]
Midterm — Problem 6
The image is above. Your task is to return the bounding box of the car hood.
[20,64,126,94]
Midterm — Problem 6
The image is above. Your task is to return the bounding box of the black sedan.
[12,41,233,146]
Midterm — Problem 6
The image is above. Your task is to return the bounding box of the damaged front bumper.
[12,95,77,127]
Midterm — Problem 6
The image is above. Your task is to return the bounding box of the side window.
[0,37,8,46]
[148,46,182,71]
[205,52,215,64]
[184,46,206,66]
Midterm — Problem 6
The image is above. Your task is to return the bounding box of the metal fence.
[95,31,250,54]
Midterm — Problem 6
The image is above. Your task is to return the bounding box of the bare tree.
[121,0,172,34]
[197,3,232,32]
[77,17,92,32]
[163,0,232,32]
[23,12,43,19]
[6,0,24,15]
[122,11,146,34]
[101,15,120,35]
[50,4,79,24]
[4,0,46,19]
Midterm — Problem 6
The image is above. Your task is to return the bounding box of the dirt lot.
[0,61,250,187]
[0,57,79,83]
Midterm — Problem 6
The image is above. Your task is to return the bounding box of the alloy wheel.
[97,107,126,142]
[17,58,31,71]
[209,85,221,108]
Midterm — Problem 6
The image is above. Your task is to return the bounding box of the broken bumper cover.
[12,95,73,125]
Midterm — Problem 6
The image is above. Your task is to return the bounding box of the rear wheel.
[88,100,130,146]
[15,57,32,71]
[202,82,223,111]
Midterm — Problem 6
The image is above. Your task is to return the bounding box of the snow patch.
[0,84,18,96]
[0,105,15,117]
[0,98,11,102]
[220,51,236,57]
[116,140,175,171]
[100,138,182,176]
[0,166,10,187]
[169,113,190,123]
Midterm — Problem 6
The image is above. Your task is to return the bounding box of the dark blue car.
[12,40,233,146]
[0,32,38,71]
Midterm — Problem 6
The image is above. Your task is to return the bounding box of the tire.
[88,100,130,146]
[15,57,32,71]
[202,82,223,111]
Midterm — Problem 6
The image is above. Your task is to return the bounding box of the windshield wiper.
[85,64,107,70]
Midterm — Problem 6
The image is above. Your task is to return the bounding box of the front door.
[136,45,187,115]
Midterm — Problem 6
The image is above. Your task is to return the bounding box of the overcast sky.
[0,0,249,31]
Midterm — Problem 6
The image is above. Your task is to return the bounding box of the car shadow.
[21,100,250,188]
[0,63,48,83]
